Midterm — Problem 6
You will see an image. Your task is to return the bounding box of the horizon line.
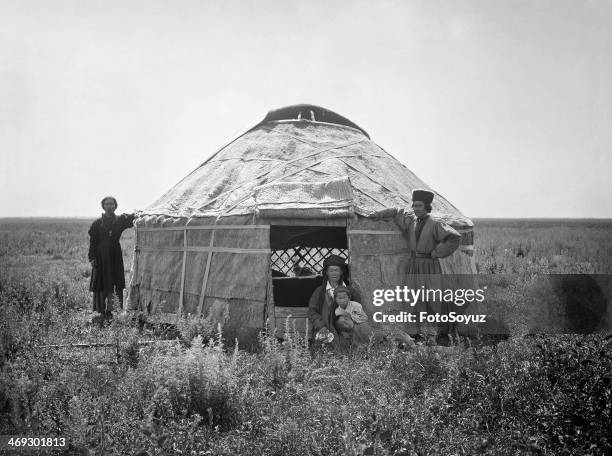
[1,216,611,221]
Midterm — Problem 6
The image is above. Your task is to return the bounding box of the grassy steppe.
[0,218,610,455]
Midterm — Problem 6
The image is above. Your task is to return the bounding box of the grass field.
[0,218,611,455]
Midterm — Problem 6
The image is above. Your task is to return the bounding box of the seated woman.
[308,254,373,348]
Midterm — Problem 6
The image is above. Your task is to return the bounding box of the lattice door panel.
[271,247,348,276]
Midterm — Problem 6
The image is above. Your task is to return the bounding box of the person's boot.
[426,334,437,346]
[115,289,124,313]
[92,313,105,328]
[437,333,451,347]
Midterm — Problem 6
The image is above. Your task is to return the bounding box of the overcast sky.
[1,0,611,218]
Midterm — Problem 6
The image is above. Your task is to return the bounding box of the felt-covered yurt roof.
[145,104,472,227]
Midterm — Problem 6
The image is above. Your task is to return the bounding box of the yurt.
[128,104,475,346]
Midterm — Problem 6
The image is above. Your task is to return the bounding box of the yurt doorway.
[269,225,348,337]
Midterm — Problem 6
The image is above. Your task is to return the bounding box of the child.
[334,314,355,339]
[333,286,368,338]
[334,286,368,322]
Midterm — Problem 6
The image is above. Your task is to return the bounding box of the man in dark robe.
[88,196,136,320]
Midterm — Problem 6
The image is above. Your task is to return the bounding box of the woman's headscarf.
[322,254,350,284]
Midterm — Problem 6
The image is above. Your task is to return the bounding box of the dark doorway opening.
[270,225,348,311]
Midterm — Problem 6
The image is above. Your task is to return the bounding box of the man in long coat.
[88,196,136,319]
[395,189,462,342]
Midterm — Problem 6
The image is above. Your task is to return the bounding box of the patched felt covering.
[143,113,473,228]
[254,177,354,219]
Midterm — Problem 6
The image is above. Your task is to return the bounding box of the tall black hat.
[412,189,434,205]
[322,254,350,281]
